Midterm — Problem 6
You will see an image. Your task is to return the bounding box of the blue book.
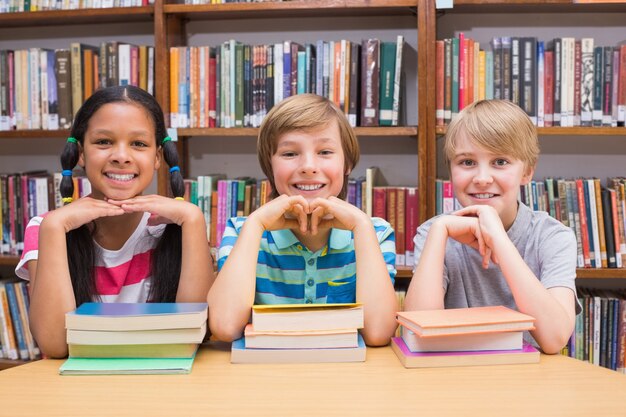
[66,303,208,331]
[4,283,29,360]
[59,353,197,375]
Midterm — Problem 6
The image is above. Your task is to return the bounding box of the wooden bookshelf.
[0,255,19,267]
[0,6,154,28]
[441,0,626,13]
[436,126,626,136]
[394,267,626,280]
[177,126,418,137]
[0,130,70,139]
[0,358,27,371]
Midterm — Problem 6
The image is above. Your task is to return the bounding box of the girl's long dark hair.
[60,86,185,305]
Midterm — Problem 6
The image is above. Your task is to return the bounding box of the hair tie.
[169,166,180,173]
[62,197,74,204]
[162,136,172,144]
[174,197,185,201]
[66,137,78,144]
[62,170,73,177]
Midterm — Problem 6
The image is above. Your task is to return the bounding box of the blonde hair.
[257,94,359,199]
[443,100,539,169]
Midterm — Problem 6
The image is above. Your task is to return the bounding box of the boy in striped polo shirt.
[208,94,399,346]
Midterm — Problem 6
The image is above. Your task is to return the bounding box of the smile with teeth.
[472,193,496,199]
[106,173,136,182]
[295,184,324,191]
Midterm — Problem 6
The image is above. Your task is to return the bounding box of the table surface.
[0,342,625,417]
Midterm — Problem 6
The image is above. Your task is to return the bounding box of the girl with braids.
[15,86,214,358]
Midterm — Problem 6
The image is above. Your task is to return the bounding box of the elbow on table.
[208,318,245,343]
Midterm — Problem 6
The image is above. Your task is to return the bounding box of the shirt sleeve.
[372,217,397,283]
[412,216,449,290]
[216,217,245,272]
[15,216,45,281]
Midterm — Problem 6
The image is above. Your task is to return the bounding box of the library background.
[0,0,625,371]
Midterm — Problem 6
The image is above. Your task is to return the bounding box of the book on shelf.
[68,343,199,359]
[59,355,196,376]
[391,337,540,369]
[65,302,208,331]
[400,327,524,353]
[231,333,366,364]
[251,303,363,332]
[396,306,535,337]
[243,324,359,350]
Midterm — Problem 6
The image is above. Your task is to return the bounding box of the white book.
[118,43,131,87]
[251,303,363,332]
[39,49,49,130]
[244,325,358,349]
[593,296,601,365]
[586,179,601,268]
[273,42,283,107]
[339,39,347,110]
[580,38,594,126]
[67,323,207,345]
[537,41,545,127]
[392,35,404,126]
[401,327,523,353]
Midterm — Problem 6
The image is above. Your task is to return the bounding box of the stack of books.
[59,302,208,375]
[392,306,540,368]
[231,303,365,364]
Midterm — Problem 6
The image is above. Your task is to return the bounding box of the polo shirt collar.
[269,228,352,250]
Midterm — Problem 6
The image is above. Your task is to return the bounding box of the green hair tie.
[162,136,172,144]
[67,137,78,144]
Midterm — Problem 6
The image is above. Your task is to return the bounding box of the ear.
[77,143,85,168]
[520,165,534,186]
[155,146,162,170]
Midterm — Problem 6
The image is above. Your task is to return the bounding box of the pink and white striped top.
[15,212,166,303]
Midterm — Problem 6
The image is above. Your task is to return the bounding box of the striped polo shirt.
[16,212,165,303]
[217,217,396,305]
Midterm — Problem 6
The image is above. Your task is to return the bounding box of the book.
[231,333,366,364]
[396,306,535,337]
[65,302,208,331]
[251,303,363,332]
[68,343,199,359]
[391,337,540,368]
[66,323,207,345]
[401,327,524,352]
[59,355,196,375]
[243,324,358,349]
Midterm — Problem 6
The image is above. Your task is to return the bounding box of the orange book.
[169,46,179,127]
[396,306,535,337]
[435,40,444,126]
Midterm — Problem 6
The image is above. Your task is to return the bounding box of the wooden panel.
[177,127,418,137]
[436,126,626,137]
[0,7,154,28]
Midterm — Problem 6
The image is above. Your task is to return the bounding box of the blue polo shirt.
[217,217,397,305]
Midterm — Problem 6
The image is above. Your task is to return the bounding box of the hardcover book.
[391,337,540,368]
[66,324,207,345]
[68,343,199,359]
[396,306,535,337]
[243,324,358,349]
[401,327,524,352]
[59,355,196,375]
[251,303,363,332]
[65,302,208,331]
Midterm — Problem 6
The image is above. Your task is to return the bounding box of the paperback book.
[251,303,363,332]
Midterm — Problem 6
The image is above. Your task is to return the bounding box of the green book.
[378,42,396,126]
[59,355,196,375]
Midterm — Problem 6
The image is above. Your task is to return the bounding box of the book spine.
[360,39,379,127]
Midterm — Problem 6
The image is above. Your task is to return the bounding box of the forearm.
[404,222,447,311]
[495,239,575,353]
[177,215,214,302]
[352,220,398,346]
[207,218,264,341]
[29,221,76,358]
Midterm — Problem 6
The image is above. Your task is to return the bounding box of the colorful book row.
[169,36,405,129]
[435,36,626,127]
[0,0,152,13]
[0,280,40,361]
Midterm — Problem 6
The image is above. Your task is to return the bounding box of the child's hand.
[307,196,369,235]
[45,196,125,233]
[454,205,506,255]
[108,195,203,226]
[248,194,310,233]
[436,215,494,269]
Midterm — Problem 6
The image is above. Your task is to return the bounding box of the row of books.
[0,280,40,361]
[0,171,90,255]
[60,302,207,375]
[0,42,155,131]
[169,36,405,129]
[182,0,287,4]
[0,0,152,13]
[563,289,626,373]
[435,177,626,270]
[435,35,626,127]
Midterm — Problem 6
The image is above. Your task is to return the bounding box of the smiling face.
[270,120,347,201]
[450,131,533,230]
[78,102,161,201]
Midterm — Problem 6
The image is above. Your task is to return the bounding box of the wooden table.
[0,343,625,416]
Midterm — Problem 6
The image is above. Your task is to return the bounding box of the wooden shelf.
[164,0,418,20]
[436,126,626,137]
[0,130,70,139]
[0,255,19,267]
[0,7,154,28]
[396,266,413,279]
[0,358,28,371]
[395,267,626,280]
[177,126,418,137]
[441,0,626,13]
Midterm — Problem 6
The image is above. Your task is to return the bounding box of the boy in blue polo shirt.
[208,94,398,346]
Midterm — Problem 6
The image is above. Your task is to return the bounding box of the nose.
[110,143,131,164]
[300,153,318,175]
[473,166,493,186]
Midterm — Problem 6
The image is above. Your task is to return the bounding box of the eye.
[281,151,297,158]
[132,140,149,148]
[493,158,509,167]
[94,138,112,145]
[319,149,334,156]
[458,159,475,167]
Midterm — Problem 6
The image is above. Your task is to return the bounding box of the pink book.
[458,32,466,111]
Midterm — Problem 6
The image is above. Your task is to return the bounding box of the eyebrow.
[90,129,151,137]
[277,137,336,147]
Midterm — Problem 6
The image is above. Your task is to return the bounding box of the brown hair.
[257,94,359,199]
[443,99,539,170]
